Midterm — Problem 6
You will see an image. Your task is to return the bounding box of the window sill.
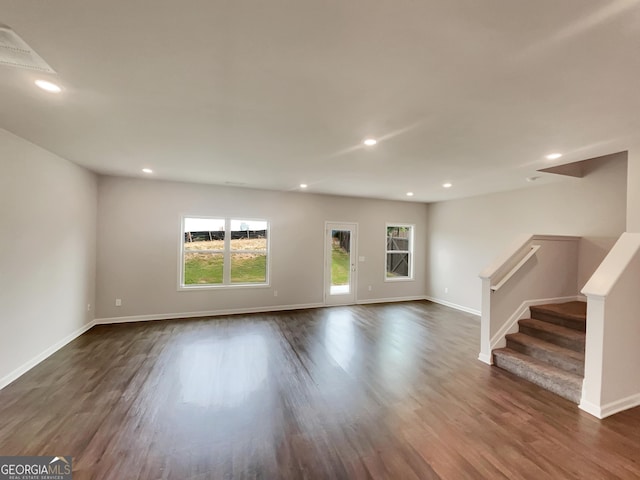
[384,277,414,283]
[178,283,270,292]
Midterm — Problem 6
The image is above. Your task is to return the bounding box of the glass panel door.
[325,222,357,305]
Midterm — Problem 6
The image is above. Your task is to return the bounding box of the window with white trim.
[385,224,414,280]
[181,217,269,287]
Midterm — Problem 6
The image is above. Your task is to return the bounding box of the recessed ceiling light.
[442,183,452,188]
[299,183,308,189]
[406,192,414,197]
[546,153,562,160]
[34,79,61,93]
[142,168,153,174]
[363,138,377,146]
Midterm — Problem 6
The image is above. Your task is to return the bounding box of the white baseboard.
[580,392,640,419]
[478,352,493,365]
[356,295,426,305]
[96,297,434,325]
[0,320,96,390]
[425,296,481,316]
[94,302,326,324]
[579,399,603,418]
[489,295,581,351]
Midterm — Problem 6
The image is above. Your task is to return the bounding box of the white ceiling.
[1,0,639,202]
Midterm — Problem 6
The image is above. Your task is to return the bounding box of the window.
[385,224,414,280]
[181,217,269,288]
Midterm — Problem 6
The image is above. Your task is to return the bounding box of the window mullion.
[223,218,231,284]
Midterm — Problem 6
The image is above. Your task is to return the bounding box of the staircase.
[493,301,586,403]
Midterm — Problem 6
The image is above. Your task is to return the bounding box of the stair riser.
[493,354,582,403]
[506,339,584,376]
[529,310,586,332]
[518,324,585,353]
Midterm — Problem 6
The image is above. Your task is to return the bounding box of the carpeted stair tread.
[493,348,583,403]
[530,301,586,332]
[531,301,586,320]
[506,332,584,375]
[518,318,585,353]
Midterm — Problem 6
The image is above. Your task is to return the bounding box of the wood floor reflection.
[1,301,639,479]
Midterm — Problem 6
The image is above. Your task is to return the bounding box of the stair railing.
[491,244,541,291]
[478,234,581,365]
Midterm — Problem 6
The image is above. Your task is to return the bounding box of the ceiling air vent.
[0,24,56,73]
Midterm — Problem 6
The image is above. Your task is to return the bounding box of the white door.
[325,222,357,305]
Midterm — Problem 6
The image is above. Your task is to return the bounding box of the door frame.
[324,221,358,306]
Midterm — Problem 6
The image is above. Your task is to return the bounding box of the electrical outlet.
[368,285,372,291]
[444,287,449,294]
[115,298,122,307]
[274,290,278,297]
[87,303,91,312]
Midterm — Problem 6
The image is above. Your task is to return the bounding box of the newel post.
[479,277,493,364]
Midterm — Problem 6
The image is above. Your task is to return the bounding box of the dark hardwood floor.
[1,301,639,479]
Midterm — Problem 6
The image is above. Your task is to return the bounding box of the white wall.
[427,153,627,312]
[95,176,428,319]
[0,129,97,386]
[627,148,640,232]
